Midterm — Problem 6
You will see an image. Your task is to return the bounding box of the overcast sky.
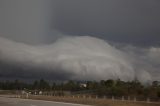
[0,0,160,82]
[54,0,160,47]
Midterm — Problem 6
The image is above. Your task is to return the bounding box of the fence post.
[112,96,114,101]
[96,95,98,99]
[26,93,29,99]
[147,97,150,103]
[83,95,86,99]
[134,97,136,102]
[128,96,130,101]
[103,96,106,99]
[122,96,124,101]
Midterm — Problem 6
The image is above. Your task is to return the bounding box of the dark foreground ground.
[22,95,160,106]
[0,96,90,106]
[1,95,160,106]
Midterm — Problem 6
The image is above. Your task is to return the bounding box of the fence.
[17,91,160,104]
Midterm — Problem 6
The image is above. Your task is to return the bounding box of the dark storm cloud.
[53,0,160,46]
[0,0,160,46]
[0,61,73,80]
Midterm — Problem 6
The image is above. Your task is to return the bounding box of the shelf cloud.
[0,36,159,82]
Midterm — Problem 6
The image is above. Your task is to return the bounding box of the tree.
[105,79,115,88]
[32,80,39,90]
[39,79,50,90]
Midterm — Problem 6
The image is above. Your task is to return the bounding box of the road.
[0,96,91,106]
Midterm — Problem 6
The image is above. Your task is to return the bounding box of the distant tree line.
[0,79,160,98]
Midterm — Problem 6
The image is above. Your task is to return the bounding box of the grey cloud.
[0,0,54,44]
[0,36,159,82]
[147,48,160,64]
[119,45,160,82]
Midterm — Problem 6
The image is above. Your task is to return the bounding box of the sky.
[0,0,160,82]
